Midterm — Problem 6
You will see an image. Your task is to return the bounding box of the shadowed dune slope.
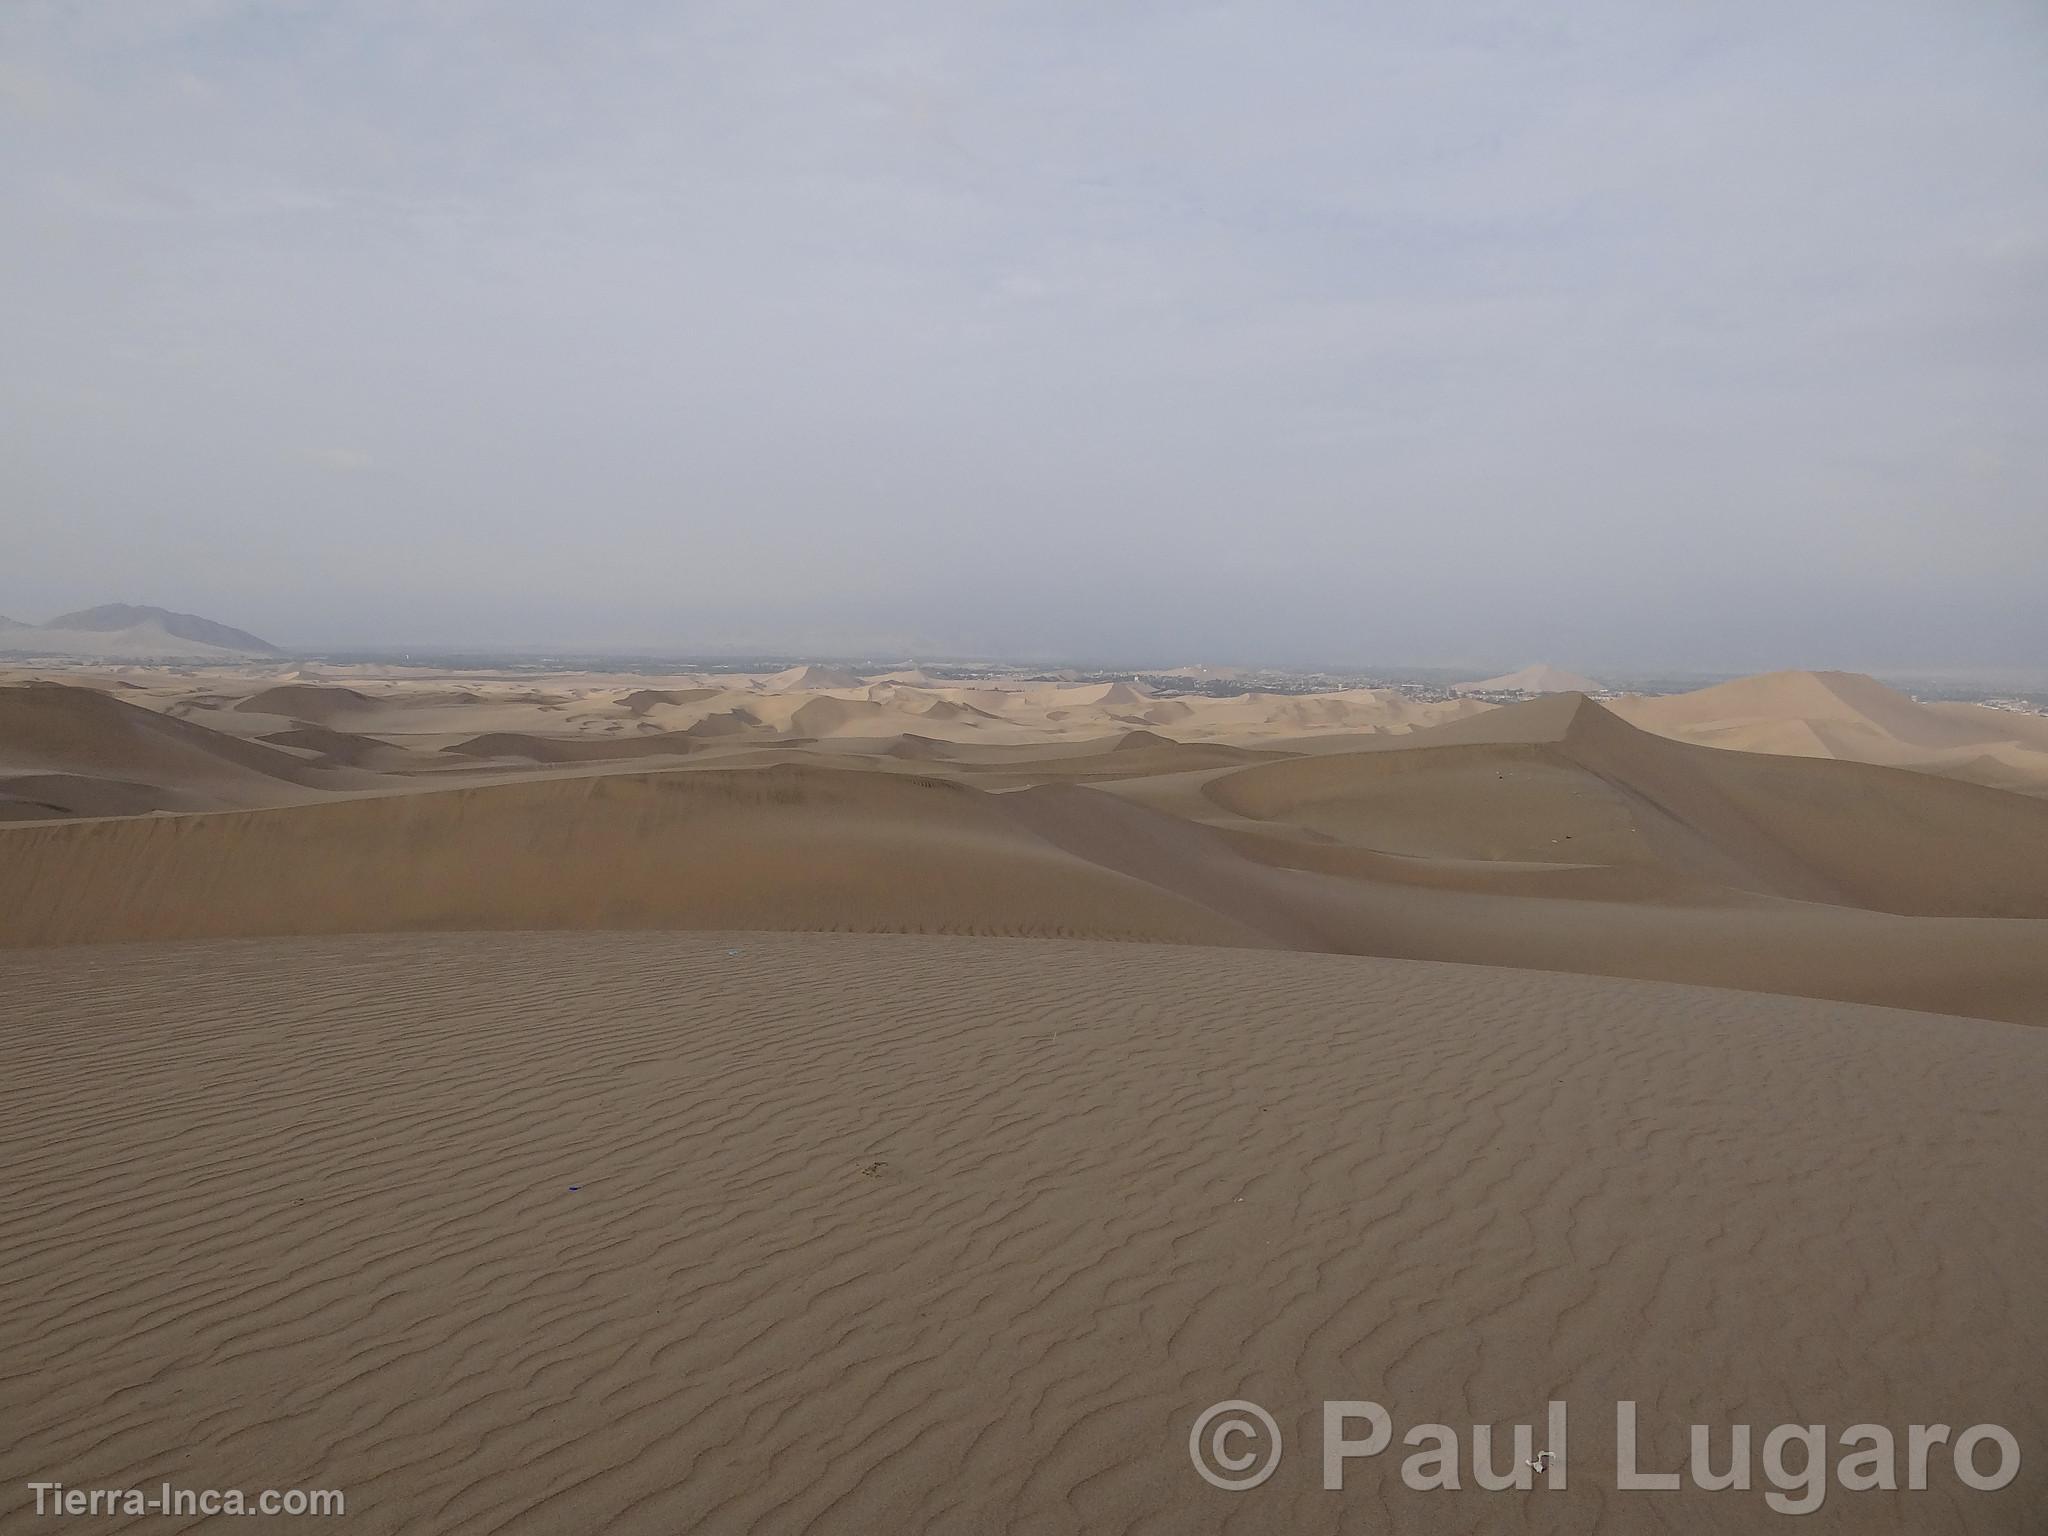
[0,773,178,822]
[5,751,2046,1023]
[0,682,357,813]
[6,678,2047,1020]
[257,724,417,769]
[440,731,702,763]
[0,765,1261,949]
[1204,694,2048,917]
[1,683,318,782]
[897,737,1276,783]
[1931,700,2048,750]
[1006,781,2048,1025]
[0,932,2041,1535]
[235,683,378,724]
[684,708,761,738]
[619,686,722,713]
[1112,727,1176,750]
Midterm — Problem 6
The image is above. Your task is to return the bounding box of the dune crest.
[1610,669,2048,791]
[4,669,2046,1022]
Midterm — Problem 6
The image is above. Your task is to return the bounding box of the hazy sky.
[4,0,2045,668]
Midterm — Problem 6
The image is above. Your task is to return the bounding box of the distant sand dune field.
[4,676,2047,1023]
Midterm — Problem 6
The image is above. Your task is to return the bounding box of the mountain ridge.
[0,605,279,659]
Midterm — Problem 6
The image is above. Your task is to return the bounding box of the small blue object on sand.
[568,1185,581,1192]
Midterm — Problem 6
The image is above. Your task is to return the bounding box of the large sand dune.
[0,933,2040,1534]
[1611,670,2048,792]
[0,681,361,816]
[0,766,1261,950]
[1206,692,2048,916]
[4,662,2046,1533]
[4,690,2047,1022]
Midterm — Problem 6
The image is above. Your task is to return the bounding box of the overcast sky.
[3,0,2044,668]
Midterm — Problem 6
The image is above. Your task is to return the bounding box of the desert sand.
[1610,669,2048,794]
[2,662,2045,1532]
[3,667,2046,1022]
[1,933,2042,1533]
[1453,661,1603,694]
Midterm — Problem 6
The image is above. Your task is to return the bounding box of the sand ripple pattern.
[1,934,2043,1533]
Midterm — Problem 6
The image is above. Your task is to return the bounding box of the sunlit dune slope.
[1610,670,2048,792]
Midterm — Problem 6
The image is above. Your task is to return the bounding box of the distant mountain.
[41,604,280,654]
[1453,663,1602,695]
[0,605,281,660]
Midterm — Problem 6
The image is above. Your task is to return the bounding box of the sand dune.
[868,666,945,686]
[4,669,2046,1026]
[236,682,379,724]
[0,772,180,822]
[882,732,954,760]
[618,685,722,714]
[1931,699,2048,750]
[0,932,2040,1535]
[1611,670,2048,791]
[440,731,702,764]
[784,694,892,737]
[926,737,1278,783]
[1113,727,1176,750]
[0,681,358,815]
[1917,746,2048,796]
[1618,670,1975,746]
[762,663,866,690]
[5,660,2048,1533]
[1454,661,1601,693]
[5,699,2047,1021]
[683,706,763,738]
[918,696,1000,722]
[1038,679,1156,709]
[1206,693,2048,916]
[256,724,417,769]
[1198,687,1486,737]
[1,683,315,781]
[0,766,1260,949]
